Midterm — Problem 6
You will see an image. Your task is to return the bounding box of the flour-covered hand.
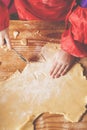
[50,49,75,78]
[0,27,11,50]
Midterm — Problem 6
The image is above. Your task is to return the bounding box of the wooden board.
[34,112,87,130]
[0,20,87,130]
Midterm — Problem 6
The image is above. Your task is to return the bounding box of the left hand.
[0,27,11,49]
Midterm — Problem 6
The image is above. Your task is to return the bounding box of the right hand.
[0,27,11,49]
[50,49,75,78]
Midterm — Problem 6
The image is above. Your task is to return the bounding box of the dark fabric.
[8,0,14,9]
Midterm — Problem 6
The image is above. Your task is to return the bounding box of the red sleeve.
[61,28,87,58]
[61,5,87,58]
[0,1,9,31]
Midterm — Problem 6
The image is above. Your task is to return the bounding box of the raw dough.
[0,44,87,130]
[21,39,27,46]
[0,48,26,81]
[13,31,19,39]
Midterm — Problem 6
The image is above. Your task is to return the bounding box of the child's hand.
[50,49,75,78]
[0,28,11,49]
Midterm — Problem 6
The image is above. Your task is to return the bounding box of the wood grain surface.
[0,20,87,129]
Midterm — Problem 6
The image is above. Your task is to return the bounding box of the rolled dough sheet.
[0,48,26,81]
[0,44,87,130]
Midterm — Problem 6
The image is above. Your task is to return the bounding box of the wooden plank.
[34,113,87,130]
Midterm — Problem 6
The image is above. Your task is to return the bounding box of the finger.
[5,35,11,49]
[54,65,67,78]
[61,65,69,76]
[0,37,4,47]
[51,64,62,78]
[50,61,57,76]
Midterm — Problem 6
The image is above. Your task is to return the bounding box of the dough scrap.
[13,31,19,39]
[0,44,87,130]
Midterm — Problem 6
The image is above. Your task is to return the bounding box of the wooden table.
[0,20,87,130]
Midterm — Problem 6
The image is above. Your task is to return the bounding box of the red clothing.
[14,0,73,21]
[0,0,16,31]
[0,0,73,28]
[61,2,87,57]
[2,0,16,15]
[0,1,9,31]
